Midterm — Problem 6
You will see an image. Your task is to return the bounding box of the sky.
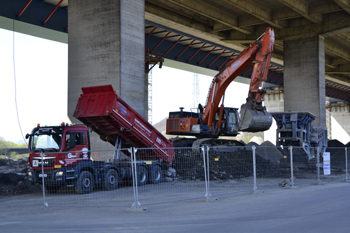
[1,28,68,144]
[0,28,249,144]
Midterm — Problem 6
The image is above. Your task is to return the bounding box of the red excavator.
[166,27,275,139]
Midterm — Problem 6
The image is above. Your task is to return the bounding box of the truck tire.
[137,166,148,186]
[103,169,118,191]
[75,171,94,194]
[149,165,163,184]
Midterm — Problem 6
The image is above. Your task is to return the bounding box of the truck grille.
[32,157,55,168]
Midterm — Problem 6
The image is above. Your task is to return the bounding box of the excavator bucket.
[238,102,272,132]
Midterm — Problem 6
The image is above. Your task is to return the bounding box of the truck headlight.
[56,171,64,176]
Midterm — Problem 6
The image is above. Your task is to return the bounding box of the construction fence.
[33,145,349,210]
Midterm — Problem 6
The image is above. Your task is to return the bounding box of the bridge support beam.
[68,0,145,152]
[283,36,326,127]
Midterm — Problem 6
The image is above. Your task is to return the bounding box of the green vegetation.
[0,137,28,160]
[0,154,28,160]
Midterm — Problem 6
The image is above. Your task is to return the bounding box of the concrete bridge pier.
[283,36,326,127]
[68,0,145,153]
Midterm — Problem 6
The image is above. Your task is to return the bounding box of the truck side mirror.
[25,134,29,139]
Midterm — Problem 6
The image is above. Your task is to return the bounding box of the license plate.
[39,174,47,178]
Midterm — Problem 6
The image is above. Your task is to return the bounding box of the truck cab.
[26,124,98,193]
[27,124,90,168]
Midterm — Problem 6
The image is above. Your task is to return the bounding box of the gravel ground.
[1,181,350,233]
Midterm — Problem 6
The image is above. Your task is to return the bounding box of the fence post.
[317,147,321,183]
[202,146,209,199]
[206,146,211,199]
[203,146,217,202]
[289,146,294,186]
[346,147,348,182]
[40,151,48,209]
[252,145,257,191]
[128,147,147,213]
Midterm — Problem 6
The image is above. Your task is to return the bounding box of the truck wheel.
[75,171,94,194]
[137,166,148,186]
[149,165,163,184]
[103,169,118,191]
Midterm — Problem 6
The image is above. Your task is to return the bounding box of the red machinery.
[74,85,174,163]
[26,85,174,194]
[166,28,275,138]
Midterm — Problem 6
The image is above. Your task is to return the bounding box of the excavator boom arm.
[202,28,275,132]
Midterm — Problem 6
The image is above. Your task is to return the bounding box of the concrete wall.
[68,0,145,153]
[330,103,350,143]
[264,88,284,113]
[263,88,285,144]
[283,36,326,127]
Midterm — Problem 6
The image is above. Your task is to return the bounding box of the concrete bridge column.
[68,0,145,152]
[283,36,326,127]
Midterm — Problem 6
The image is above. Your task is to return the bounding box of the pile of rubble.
[0,158,40,196]
[326,139,350,171]
[172,141,284,181]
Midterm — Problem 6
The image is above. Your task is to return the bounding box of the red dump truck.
[27,85,174,194]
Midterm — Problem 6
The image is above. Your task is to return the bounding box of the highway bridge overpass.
[1,0,350,146]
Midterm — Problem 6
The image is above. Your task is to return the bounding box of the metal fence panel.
[323,147,349,182]
[253,145,288,190]
[36,149,134,207]
[29,144,350,209]
[206,146,254,196]
[280,146,348,186]
[135,147,207,205]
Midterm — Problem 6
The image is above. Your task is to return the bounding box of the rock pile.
[0,158,40,196]
[326,139,350,171]
[171,144,282,181]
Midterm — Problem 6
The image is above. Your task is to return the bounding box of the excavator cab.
[215,107,239,137]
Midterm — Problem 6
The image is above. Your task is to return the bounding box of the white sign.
[323,152,331,175]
